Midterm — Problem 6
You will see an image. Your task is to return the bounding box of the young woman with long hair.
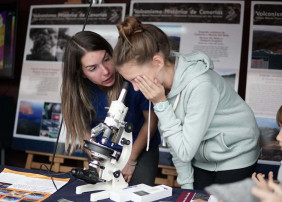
[61,30,160,185]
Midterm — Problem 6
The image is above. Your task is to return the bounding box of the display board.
[130,0,244,90]
[0,2,18,79]
[12,4,126,154]
[245,1,282,163]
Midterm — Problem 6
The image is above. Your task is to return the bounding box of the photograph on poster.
[16,100,61,139]
[16,100,44,136]
[256,116,282,162]
[251,30,282,70]
[25,28,73,62]
[26,28,58,61]
[40,102,61,138]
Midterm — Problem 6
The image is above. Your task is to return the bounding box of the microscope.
[73,81,133,201]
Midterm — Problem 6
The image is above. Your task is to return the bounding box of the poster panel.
[12,4,125,154]
[130,0,244,90]
[245,1,282,163]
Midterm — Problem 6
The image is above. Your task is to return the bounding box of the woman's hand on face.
[134,75,166,105]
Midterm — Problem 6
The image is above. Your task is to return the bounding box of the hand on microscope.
[122,158,137,183]
[121,109,158,185]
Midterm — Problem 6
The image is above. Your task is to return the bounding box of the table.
[0,165,203,202]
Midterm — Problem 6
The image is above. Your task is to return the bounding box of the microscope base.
[76,175,128,201]
[90,190,109,201]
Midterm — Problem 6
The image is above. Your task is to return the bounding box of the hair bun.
[117,17,143,44]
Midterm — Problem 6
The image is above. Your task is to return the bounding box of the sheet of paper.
[0,168,70,201]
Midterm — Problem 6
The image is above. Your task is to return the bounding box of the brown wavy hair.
[61,31,123,154]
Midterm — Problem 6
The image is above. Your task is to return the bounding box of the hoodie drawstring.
[173,94,181,110]
[146,101,151,151]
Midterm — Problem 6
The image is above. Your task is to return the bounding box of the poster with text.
[12,4,125,153]
[130,0,244,90]
[245,1,282,163]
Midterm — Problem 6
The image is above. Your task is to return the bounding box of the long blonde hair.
[61,31,123,154]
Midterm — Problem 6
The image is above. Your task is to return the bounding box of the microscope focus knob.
[121,138,130,145]
[125,122,133,133]
[113,170,121,178]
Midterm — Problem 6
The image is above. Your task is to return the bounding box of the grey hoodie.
[155,51,260,189]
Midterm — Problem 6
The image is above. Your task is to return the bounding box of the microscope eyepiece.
[118,81,129,103]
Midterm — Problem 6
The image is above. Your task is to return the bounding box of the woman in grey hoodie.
[113,16,260,190]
